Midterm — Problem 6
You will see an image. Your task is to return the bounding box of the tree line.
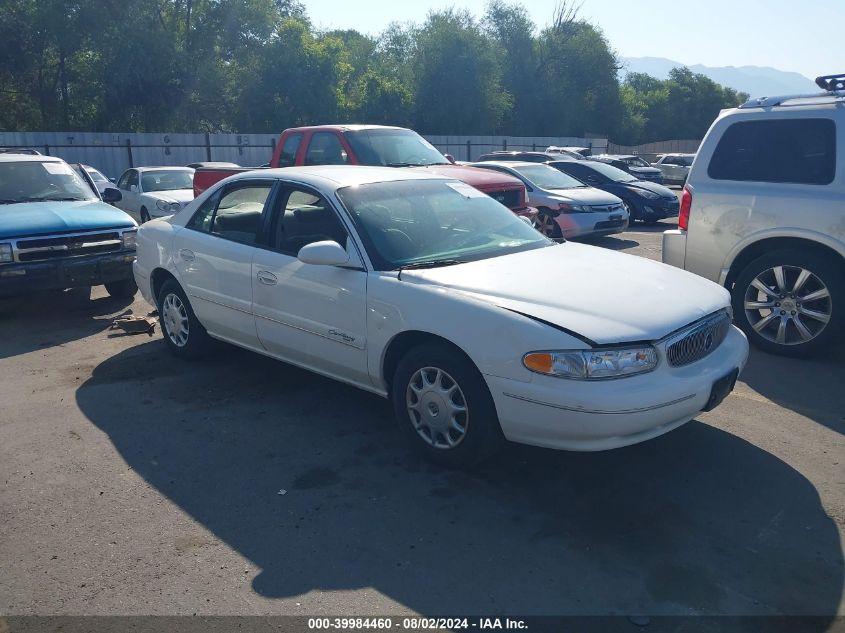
[0,0,748,144]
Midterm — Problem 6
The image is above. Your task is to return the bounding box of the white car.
[653,154,695,186]
[114,166,195,223]
[134,166,749,464]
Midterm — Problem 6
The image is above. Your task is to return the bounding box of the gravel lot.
[1,217,843,620]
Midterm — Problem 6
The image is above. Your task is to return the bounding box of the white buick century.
[134,166,748,464]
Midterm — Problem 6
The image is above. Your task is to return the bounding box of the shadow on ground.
[741,345,845,436]
[0,288,136,359]
[76,340,843,618]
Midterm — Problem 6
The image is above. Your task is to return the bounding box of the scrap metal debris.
[110,314,157,336]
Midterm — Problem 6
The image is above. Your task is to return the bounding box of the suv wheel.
[731,249,843,357]
[391,343,504,466]
[157,279,211,358]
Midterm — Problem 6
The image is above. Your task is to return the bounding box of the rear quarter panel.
[684,109,845,283]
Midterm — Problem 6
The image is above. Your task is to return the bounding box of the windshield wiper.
[385,162,414,167]
[0,199,20,204]
[396,259,465,280]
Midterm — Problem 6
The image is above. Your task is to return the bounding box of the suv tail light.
[679,186,692,230]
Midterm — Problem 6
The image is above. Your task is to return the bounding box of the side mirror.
[102,187,122,203]
[444,154,456,164]
[129,185,138,193]
[297,240,350,267]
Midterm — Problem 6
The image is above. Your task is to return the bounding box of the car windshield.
[345,129,450,167]
[337,179,551,271]
[512,164,587,190]
[0,160,98,204]
[141,170,194,192]
[624,157,650,167]
[586,161,638,183]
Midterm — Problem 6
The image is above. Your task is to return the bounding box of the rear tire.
[105,278,137,299]
[731,249,843,357]
[391,343,504,467]
[156,279,212,358]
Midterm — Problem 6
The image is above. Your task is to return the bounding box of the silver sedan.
[470,161,628,239]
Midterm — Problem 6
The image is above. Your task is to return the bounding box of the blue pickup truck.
[0,154,139,298]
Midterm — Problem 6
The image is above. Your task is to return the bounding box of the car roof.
[133,166,195,172]
[229,165,455,188]
[472,161,544,169]
[284,124,407,133]
[0,154,62,163]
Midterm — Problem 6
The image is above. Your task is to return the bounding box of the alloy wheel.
[534,213,557,238]
[743,265,832,346]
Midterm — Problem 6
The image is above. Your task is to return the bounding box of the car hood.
[545,186,622,206]
[629,166,662,176]
[403,243,730,344]
[623,180,676,197]
[411,164,524,190]
[143,189,195,203]
[0,200,136,240]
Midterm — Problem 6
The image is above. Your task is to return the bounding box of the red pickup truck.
[193,125,537,222]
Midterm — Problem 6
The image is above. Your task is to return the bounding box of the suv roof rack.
[740,73,845,109]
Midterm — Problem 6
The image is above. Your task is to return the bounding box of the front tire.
[156,279,211,358]
[391,343,504,466]
[731,249,843,357]
[104,278,137,299]
[535,208,562,240]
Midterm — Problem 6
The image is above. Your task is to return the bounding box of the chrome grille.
[666,312,732,367]
[13,230,124,263]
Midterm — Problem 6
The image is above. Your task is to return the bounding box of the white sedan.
[133,166,749,465]
[114,166,195,223]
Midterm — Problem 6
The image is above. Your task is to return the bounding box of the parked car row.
[5,74,842,465]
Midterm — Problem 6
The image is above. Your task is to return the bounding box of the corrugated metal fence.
[0,131,608,179]
[607,139,701,160]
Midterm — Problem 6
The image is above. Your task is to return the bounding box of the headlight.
[638,189,660,200]
[155,199,180,213]
[556,201,588,213]
[122,230,137,249]
[0,243,12,263]
[523,346,658,379]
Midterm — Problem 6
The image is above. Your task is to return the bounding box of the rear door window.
[304,133,349,166]
[708,118,836,185]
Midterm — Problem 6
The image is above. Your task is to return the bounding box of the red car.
[193,125,537,224]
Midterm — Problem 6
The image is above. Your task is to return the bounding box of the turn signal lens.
[679,186,692,230]
[0,243,12,263]
[523,353,553,374]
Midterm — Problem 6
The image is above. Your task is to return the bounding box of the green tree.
[412,9,511,134]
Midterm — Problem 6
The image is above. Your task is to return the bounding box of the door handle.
[257,270,278,286]
[179,249,195,262]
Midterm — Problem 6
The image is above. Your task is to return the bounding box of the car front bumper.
[556,211,629,239]
[484,325,749,451]
[0,251,136,296]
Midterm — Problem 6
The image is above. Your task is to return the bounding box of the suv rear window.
[708,118,836,185]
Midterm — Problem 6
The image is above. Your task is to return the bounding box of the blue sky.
[302,0,844,79]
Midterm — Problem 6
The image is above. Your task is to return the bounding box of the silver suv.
[663,74,845,357]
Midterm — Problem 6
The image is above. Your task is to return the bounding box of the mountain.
[620,57,818,97]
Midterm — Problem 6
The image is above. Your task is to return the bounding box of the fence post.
[503,139,507,151]
[44,144,50,156]
[205,132,212,161]
[126,138,134,168]
[466,140,471,162]
[532,143,536,152]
